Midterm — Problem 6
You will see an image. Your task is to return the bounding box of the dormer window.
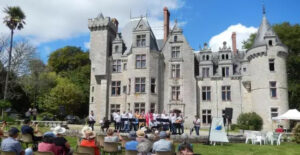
[269,40,273,46]
[222,54,225,60]
[226,54,229,60]
[202,55,205,60]
[206,55,209,60]
[115,45,119,53]
[174,35,178,42]
[137,34,146,47]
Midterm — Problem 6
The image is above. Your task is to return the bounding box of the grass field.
[65,135,300,155]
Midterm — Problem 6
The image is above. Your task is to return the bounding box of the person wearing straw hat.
[80,126,99,155]
[52,126,72,155]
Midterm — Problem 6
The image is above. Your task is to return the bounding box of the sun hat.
[43,131,56,138]
[51,126,66,135]
[136,130,145,137]
[81,126,95,139]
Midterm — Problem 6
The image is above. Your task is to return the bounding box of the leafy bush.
[292,123,300,143]
[237,112,263,131]
[230,124,239,130]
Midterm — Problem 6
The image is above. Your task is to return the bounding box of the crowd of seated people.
[0,119,72,155]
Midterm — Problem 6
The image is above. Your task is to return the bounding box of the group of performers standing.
[110,110,185,135]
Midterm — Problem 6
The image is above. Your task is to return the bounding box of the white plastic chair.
[274,133,283,145]
[245,131,256,144]
[266,131,273,144]
[252,135,263,145]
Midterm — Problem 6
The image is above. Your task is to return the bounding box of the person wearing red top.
[275,125,284,133]
[145,110,153,127]
[80,126,99,155]
[38,132,56,154]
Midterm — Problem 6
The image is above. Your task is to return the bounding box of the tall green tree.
[2,6,26,116]
[243,22,300,110]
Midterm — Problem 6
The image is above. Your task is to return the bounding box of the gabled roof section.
[252,14,281,48]
[134,17,150,31]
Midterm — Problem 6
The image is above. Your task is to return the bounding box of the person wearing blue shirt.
[152,131,172,152]
[125,131,138,151]
[1,127,24,155]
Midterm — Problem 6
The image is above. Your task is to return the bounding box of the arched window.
[202,55,206,60]
[174,36,178,42]
[226,54,229,60]
[115,45,119,53]
[221,54,224,60]
[269,40,273,46]
[206,55,209,60]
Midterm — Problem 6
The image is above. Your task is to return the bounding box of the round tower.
[246,12,288,131]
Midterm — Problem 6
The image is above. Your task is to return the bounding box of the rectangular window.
[171,86,180,101]
[110,104,120,113]
[270,81,277,98]
[171,46,180,58]
[270,107,278,118]
[135,77,146,93]
[171,64,180,78]
[150,103,155,113]
[91,86,94,92]
[123,63,127,71]
[136,54,146,69]
[111,81,121,96]
[202,86,211,101]
[269,59,275,71]
[128,78,131,95]
[112,60,122,73]
[151,78,156,93]
[134,103,145,113]
[222,86,231,101]
[123,86,127,94]
[222,67,230,77]
[202,67,210,78]
[202,109,212,124]
[91,97,94,103]
[136,35,146,47]
[222,110,232,125]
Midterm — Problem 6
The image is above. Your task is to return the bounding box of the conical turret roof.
[252,14,281,48]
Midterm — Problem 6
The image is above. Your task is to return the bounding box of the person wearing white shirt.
[114,112,121,131]
[88,111,96,131]
[161,113,170,131]
[170,113,177,134]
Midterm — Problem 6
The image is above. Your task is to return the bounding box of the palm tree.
[2,6,25,117]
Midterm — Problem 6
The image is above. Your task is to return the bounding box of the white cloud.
[0,0,184,45]
[84,42,90,49]
[208,24,257,52]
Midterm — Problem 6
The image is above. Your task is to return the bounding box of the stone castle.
[88,7,288,130]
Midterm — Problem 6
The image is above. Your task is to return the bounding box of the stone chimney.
[163,7,170,42]
[231,32,237,54]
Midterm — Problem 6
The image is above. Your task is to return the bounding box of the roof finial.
[262,3,266,15]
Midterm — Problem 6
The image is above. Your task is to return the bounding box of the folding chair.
[125,150,138,155]
[1,151,16,155]
[155,151,173,155]
[33,151,55,155]
[77,146,95,155]
[20,134,34,147]
[102,142,121,155]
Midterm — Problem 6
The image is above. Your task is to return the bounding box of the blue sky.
[0,0,299,63]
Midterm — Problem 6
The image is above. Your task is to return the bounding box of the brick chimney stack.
[163,7,170,42]
[231,32,237,55]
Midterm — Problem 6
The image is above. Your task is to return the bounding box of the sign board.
[209,117,229,143]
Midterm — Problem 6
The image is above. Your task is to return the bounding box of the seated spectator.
[0,121,7,136]
[165,131,173,143]
[1,127,33,155]
[178,133,193,152]
[21,119,41,142]
[80,126,99,155]
[137,134,152,155]
[52,126,72,155]
[152,131,172,152]
[125,131,138,151]
[104,128,122,142]
[136,130,147,143]
[178,142,194,155]
[38,132,56,154]
[275,125,284,133]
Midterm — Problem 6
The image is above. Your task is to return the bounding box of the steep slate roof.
[121,17,159,55]
[252,15,281,48]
